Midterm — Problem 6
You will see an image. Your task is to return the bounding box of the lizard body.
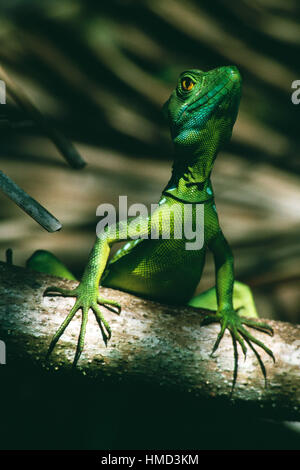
[42,65,274,379]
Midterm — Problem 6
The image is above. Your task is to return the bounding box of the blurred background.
[0,0,299,450]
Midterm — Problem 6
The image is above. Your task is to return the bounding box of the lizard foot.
[44,285,121,366]
[201,308,274,393]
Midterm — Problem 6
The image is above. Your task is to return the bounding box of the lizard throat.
[163,160,214,203]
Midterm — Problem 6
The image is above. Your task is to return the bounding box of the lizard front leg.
[44,205,170,366]
[44,217,143,366]
[203,231,274,389]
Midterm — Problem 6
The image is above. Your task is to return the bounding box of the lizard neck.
[163,148,216,203]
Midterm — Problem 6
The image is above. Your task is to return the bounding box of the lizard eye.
[181,77,195,91]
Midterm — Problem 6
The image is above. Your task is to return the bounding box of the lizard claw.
[201,308,275,392]
[44,283,120,365]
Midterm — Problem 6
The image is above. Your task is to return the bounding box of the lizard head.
[163,66,242,159]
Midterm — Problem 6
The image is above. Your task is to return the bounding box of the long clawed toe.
[97,296,121,314]
[243,336,267,386]
[211,320,227,356]
[228,327,273,393]
[238,325,275,387]
[239,326,275,363]
[241,318,274,336]
[229,331,239,395]
[44,286,76,297]
[200,312,219,327]
[72,307,89,367]
[46,301,80,360]
[93,303,112,346]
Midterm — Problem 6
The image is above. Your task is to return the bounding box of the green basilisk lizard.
[28,65,274,383]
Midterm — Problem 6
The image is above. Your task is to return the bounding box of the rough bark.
[0,262,299,421]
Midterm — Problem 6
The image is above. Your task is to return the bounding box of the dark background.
[0,0,299,450]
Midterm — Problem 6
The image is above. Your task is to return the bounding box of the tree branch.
[0,262,299,421]
[0,64,86,169]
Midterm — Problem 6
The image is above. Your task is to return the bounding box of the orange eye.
[181,78,194,91]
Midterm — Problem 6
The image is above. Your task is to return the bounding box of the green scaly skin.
[44,66,274,386]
